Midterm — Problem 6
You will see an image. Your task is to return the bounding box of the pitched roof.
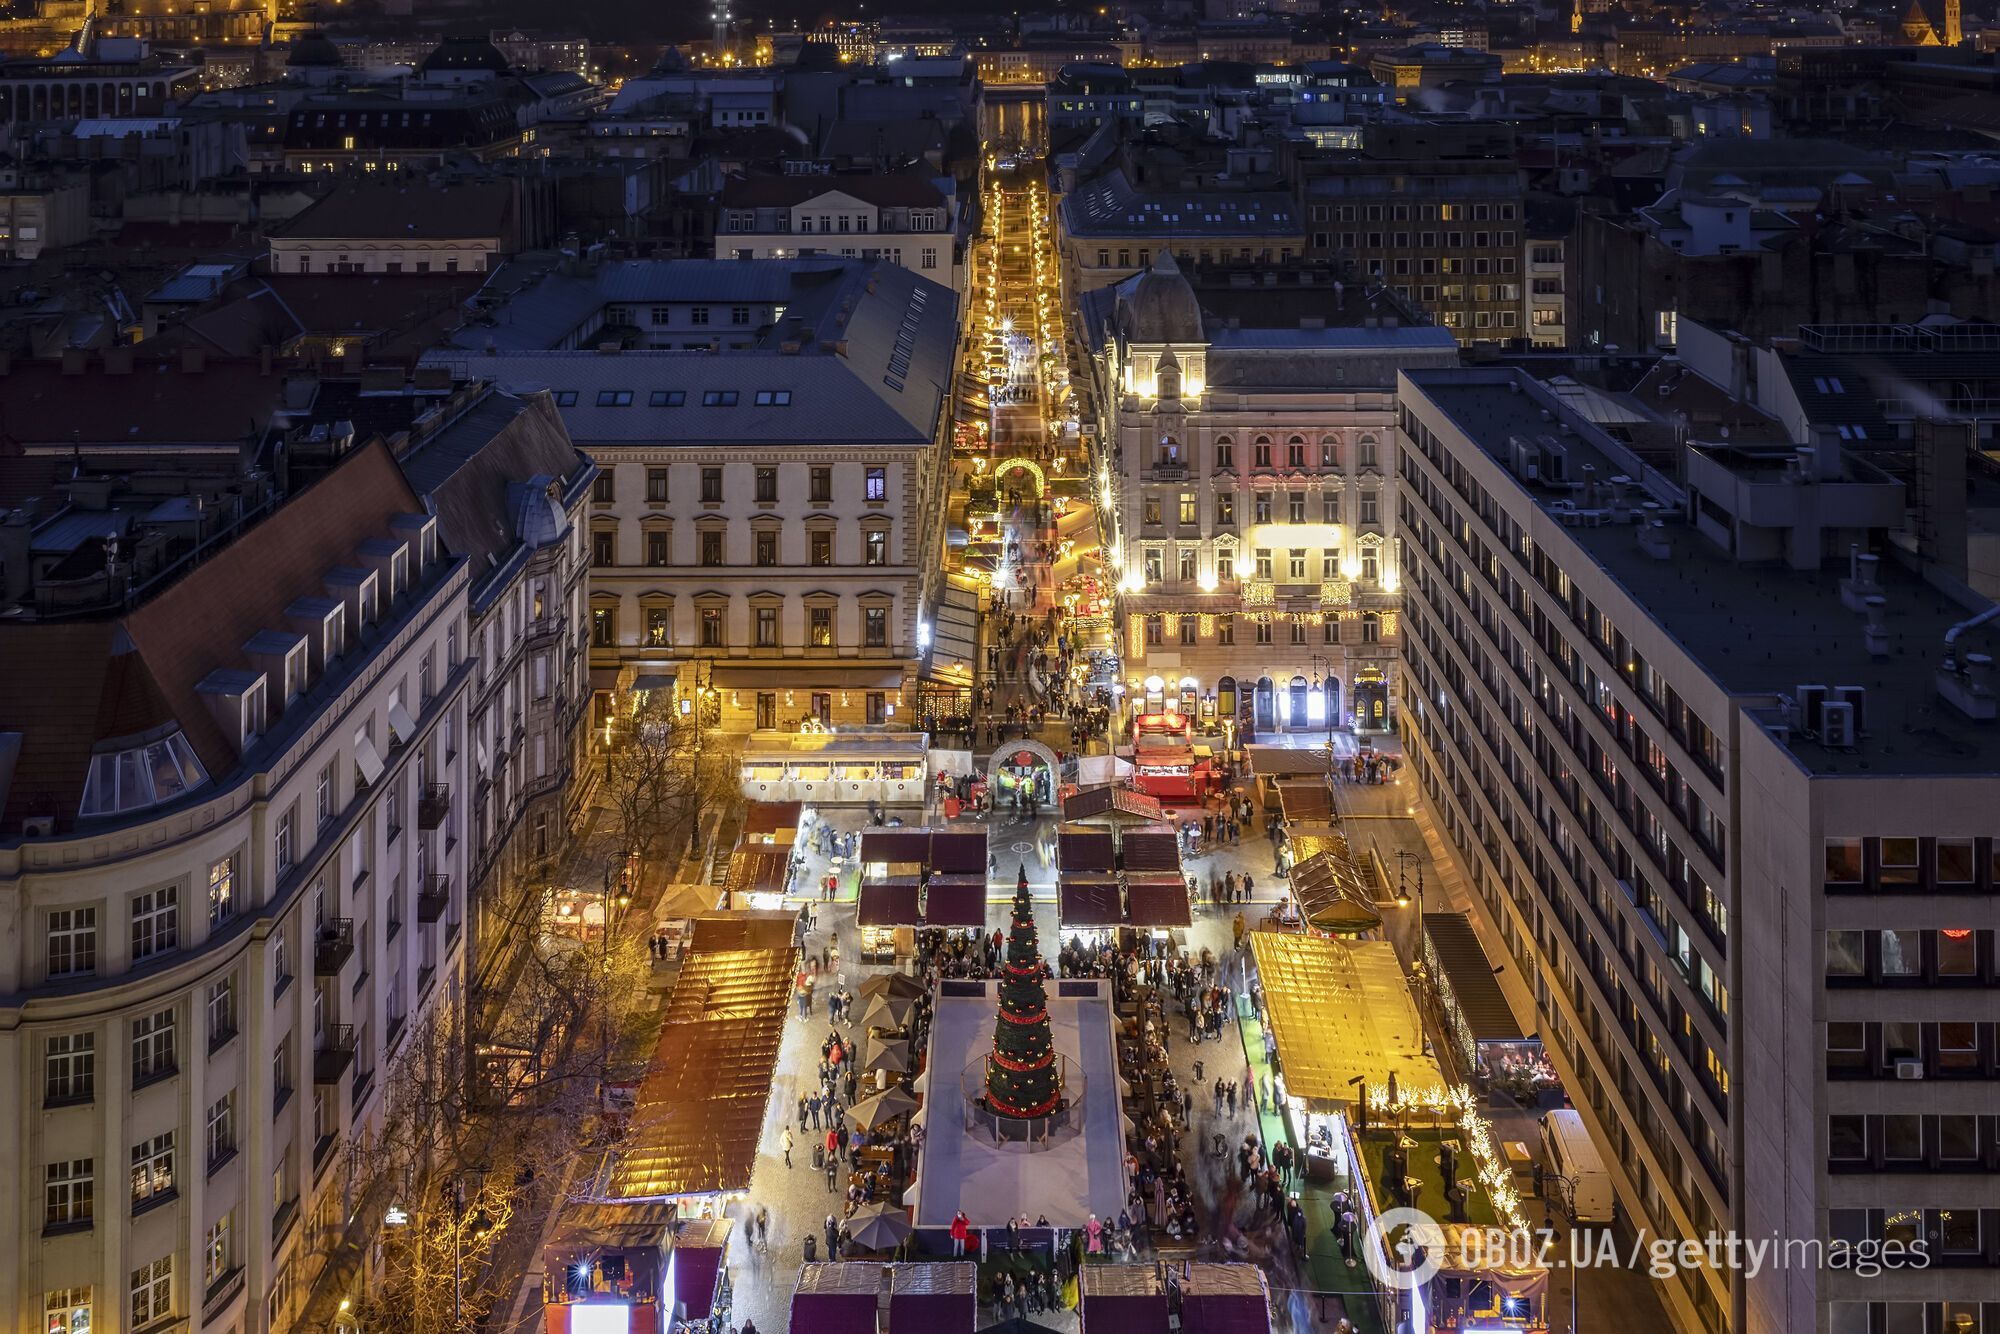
[0,440,424,830]
[271,179,515,242]
[719,171,948,210]
[399,388,591,603]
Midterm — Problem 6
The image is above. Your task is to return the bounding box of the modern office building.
[1076,252,1457,734]
[0,440,472,1334]
[1394,365,2000,1334]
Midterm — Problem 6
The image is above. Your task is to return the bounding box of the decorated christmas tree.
[985,869,1062,1117]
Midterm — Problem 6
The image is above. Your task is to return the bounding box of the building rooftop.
[271,179,516,242]
[1059,168,1299,238]
[430,259,956,447]
[1404,367,2000,776]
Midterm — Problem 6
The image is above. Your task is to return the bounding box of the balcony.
[313,1025,356,1083]
[313,918,354,976]
[1147,461,1187,482]
[417,875,450,923]
[418,784,450,830]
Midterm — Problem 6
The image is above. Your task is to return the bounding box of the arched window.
[1286,434,1306,468]
[1319,434,1340,468]
[1357,435,1380,469]
[1214,435,1234,470]
[1253,435,1273,469]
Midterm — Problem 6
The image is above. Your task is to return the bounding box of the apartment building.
[1394,365,2000,1334]
[1300,157,1527,344]
[427,258,958,733]
[1076,253,1457,735]
[1056,167,1305,297]
[0,440,471,1334]
[717,172,962,293]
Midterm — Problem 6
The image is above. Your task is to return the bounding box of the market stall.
[608,914,794,1214]
[1057,826,1115,873]
[858,880,923,963]
[723,847,794,911]
[1123,874,1192,932]
[889,1261,976,1333]
[738,732,930,808]
[922,874,989,933]
[789,1263,882,1334]
[1118,828,1182,875]
[1422,912,1553,1105]
[1058,874,1124,943]
[540,1200,677,1334]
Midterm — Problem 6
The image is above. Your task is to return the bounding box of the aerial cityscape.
[0,0,1996,1332]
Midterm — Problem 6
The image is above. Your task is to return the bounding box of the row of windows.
[44,978,243,1109]
[1091,245,1297,269]
[593,464,887,505]
[1826,836,2000,891]
[592,524,892,569]
[1309,201,1520,224]
[1153,434,1382,472]
[47,855,237,980]
[592,602,893,651]
[1142,489,1381,528]
[1136,544,1384,585]
[1139,612,1384,648]
[1828,1113,2000,1170]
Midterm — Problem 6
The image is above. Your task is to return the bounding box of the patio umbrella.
[844,1203,914,1252]
[866,1038,912,1074]
[847,1086,920,1131]
[858,992,916,1030]
[858,973,925,1001]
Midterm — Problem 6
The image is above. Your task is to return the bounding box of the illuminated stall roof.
[610,918,794,1200]
[1248,933,1444,1110]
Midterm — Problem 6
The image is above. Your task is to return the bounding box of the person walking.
[1232,911,1247,950]
[950,1210,971,1257]
[780,1126,794,1169]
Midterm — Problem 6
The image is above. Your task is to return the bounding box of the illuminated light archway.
[990,457,1046,496]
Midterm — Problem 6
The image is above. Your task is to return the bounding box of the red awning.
[857,881,922,927]
[1124,877,1192,928]
[1058,878,1123,927]
[1059,828,1115,873]
[923,876,988,929]
[861,829,932,864]
[742,801,803,836]
[1120,831,1182,872]
[928,829,989,874]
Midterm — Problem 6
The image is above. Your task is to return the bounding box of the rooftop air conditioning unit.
[21,815,54,838]
[1821,700,1856,749]
[1894,1059,1925,1080]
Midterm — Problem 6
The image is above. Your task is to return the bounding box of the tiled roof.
[0,441,425,831]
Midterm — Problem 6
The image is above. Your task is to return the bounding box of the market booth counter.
[738,731,930,807]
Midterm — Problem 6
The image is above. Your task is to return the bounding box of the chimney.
[1863,596,1889,659]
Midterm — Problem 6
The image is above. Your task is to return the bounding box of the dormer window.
[78,727,210,819]
[325,606,346,662]
[390,548,409,602]
[244,678,267,746]
[283,644,307,704]
[359,579,378,627]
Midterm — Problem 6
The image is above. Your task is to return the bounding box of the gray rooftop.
[428,260,956,448]
[1405,368,2000,777]
[1060,168,1298,238]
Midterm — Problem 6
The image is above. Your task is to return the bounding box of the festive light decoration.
[1243,579,1276,607]
[1162,612,1179,635]
[1198,614,1216,637]
[1380,611,1399,638]
[985,875,1062,1117]
[1321,578,1353,608]
[1362,1083,1526,1228]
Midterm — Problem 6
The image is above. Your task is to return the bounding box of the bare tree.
[602,686,740,872]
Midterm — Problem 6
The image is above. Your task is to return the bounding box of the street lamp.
[1393,849,1424,911]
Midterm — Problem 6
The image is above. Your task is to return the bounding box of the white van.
[1541,1109,1616,1225]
